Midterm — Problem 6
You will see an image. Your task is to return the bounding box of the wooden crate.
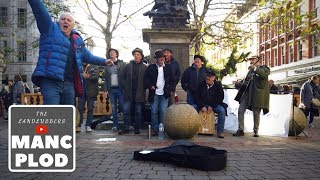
[198,111,215,135]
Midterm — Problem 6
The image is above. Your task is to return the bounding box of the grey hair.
[59,12,75,24]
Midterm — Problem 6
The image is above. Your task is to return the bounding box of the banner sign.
[224,89,291,137]
[8,105,76,172]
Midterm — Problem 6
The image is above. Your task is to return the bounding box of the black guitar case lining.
[133,140,227,171]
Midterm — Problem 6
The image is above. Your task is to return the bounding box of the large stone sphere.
[163,104,201,139]
[289,106,307,136]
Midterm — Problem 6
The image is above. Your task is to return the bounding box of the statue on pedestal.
[143,0,190,28]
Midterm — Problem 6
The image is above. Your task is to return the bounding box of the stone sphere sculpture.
[163,104,201,139]
[289,106,307,136]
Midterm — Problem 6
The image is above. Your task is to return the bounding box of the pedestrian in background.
[12,75,25,105]
[78,64,99,132]
[299,75,320,128]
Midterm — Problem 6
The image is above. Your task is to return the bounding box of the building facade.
[259,0,320,86]
[0,0,39,88]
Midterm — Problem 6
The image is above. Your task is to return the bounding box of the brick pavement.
[1,117,320,180]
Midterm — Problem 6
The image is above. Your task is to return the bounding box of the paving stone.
[147,174,172,179]
[130,174,147,179]
[1,118,320,179]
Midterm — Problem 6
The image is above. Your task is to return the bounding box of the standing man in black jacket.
[163,48,180,105]
[181,55,207,110]
[118,48,147,135]
[196,70,226,138]
[78,64,99,132]
[144,50,175,135]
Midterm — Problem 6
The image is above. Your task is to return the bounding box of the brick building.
[259,0,320,86]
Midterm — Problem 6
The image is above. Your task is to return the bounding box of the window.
[1,40,8,48]
[289,12,294,30]
[267,25,271,40]
[274,18,278,37]
[18,8,27,28]
[280,21,285,34]
[297,6,302,26]
[288,45,293,63]
[0,7,8,27]
[18,41,26,62]
[313,34,319,57]
[274,49,278,66]
[267,51,271,66]
[261,27,265,42]
[281,46,285,65]
[298,40,302,60]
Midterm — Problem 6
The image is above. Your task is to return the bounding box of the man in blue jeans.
[118,48,147,135]
[144,50,174,135]
[78,64,99,132]
[104,48,126,131]
[196,70,226,138]
[28,0,111,105]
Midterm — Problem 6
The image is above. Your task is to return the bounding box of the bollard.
[148,125,151,139]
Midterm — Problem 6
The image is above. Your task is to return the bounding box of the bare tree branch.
[92,1,108,17]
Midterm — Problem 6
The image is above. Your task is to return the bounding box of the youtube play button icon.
[35,125,48,134]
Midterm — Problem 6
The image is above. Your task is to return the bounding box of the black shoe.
[253,131,259,137]
[134,129,140,134]
[118,129,129,135]
[233,130,244,136]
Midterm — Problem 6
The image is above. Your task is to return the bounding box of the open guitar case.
[133,140,227,171]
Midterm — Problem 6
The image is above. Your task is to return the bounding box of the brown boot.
[217,132,224,138]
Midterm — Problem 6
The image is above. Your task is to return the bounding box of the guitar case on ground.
[133,140,227,171]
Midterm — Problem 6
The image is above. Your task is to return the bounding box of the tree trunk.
[105,32,112,59]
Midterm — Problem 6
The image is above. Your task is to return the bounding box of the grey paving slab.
[1,117,320,180]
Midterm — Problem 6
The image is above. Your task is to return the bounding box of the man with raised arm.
[28,0,111,105]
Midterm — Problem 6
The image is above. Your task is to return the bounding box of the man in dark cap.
[181,55,208,110]
[233,56,270,137]
[118,47,147,135]
[163,48,181,105]
[196,70,226,138]
[104,48,126,131]
[144,49,175,135]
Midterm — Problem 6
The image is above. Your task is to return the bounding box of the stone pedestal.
[142,29,197,103]
[142,29,197,72]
